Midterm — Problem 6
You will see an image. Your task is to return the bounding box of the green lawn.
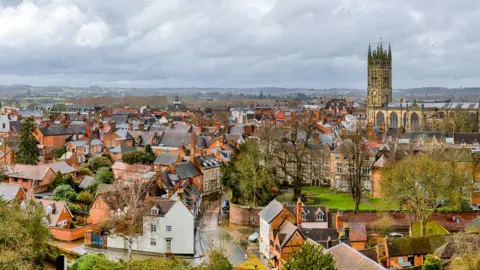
[276,186,397,211]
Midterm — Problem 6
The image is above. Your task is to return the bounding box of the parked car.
[222,200,230,210]
[389,232,403,238]
[248,232,259,242]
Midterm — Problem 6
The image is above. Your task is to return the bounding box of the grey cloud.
[0,0,479,88]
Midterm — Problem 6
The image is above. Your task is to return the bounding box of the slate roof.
[454,132,480,145]
[18,110,43,118]
[195,154,222,168]
[301,228,338,244]
[37,199,73,227]
[90,139,104,146]
[38,124,86,136]
[386,235,451,257]
[128,130,161,146]
[327,243,387,270]
[115,129,134,140]
[258,199,284,223]
[288,205,328,223]
[175,163,201,179]
[161,171,174,189]
[146,198,176,216]
[6,164,53,181]
[45,162,77,175]
[372,155,388,168]
[68,140,89,147]
[0,183,23,201]
[154,152,179,166]
[158,131,192,147]
[465,217,480,233]
[433,241,456,259]
[278,220,301,247]
[79,176,95,189]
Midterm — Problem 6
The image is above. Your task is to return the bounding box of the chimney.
[335,212,343,232]
[296,197,303,225]
[109,120,116,131]
[327,236,333,249]
[128,120,133,130]
[86,122,93,144]
[138,121,145,131]
[343,227,350,239]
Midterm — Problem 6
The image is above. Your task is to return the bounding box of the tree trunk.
[127,238,133,260]
[420,219,427,237]
[353,193,361,215]
[293,177,302,201]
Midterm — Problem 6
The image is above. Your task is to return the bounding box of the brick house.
[0,136,18,165]
[269,220,306,269]
[36,199,74,228]
[88,184,116,224]
[5,164,56,196]
[193,154,221,196]
[0,182,26,203]
[174,162,203,193]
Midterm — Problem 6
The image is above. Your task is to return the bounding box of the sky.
[0,0,479,89]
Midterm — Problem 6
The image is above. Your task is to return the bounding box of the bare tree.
[274,115,319,200]
[339,126,370,214]
[103,178,155,259]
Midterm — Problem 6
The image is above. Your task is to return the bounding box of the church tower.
[367,42,392,124]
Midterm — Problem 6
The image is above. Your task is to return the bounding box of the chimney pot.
[296,197,303,225]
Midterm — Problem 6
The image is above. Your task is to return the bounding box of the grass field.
[276,186,397,211]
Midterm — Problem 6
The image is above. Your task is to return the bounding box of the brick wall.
[50,223,100,241]
[229,203,262,226]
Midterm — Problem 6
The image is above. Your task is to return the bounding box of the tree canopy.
[87,156,112,172]
[0,200,49,269]
[381,154,468,236]
[53,184,78,202]
[283,242,335,270]
[221,139,275,206]
[16,117,40,165]
[122,145,156,165]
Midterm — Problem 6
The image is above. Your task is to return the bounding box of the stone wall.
[229,203,263,226]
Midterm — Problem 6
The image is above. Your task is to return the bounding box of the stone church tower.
[367,42,392,124]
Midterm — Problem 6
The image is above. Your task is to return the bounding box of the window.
[301,211,307,221]
[165,239,171,252]
[151,206,159,216]
[166,226,172,232]
[317,212,324,221]
[151,224,157,233]
[150,238,156,246]
[365,156,370,161]
[47,206,53,215]
[336,164,343,174]
[361,166,371,175]
[12,178,18,182]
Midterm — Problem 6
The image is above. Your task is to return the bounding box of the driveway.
[193,201,246,266]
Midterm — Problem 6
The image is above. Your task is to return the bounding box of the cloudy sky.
[0,0,478,88]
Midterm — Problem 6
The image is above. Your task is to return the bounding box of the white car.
[248,232,259,242]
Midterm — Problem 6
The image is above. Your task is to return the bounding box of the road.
[193,201,246,266]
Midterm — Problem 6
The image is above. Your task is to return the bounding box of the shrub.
[422,254,444,270]
[71,253,123,270]
[87,156,111,172]
[76,191,94,204]
[77,167,92,175]
[53,185,77,202]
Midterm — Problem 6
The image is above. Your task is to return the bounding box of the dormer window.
[317,212,325,221]
[302,211,307,221]
[47,205,55,215]
[151,206,159,216]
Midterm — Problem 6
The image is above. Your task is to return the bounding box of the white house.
[258,199,285,260]
[107,199,195,255]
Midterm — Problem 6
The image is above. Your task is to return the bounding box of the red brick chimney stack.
[296,197,303,225]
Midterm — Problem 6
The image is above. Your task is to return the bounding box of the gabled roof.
[158,131,192,147]
[258,199,284,223]
[327,243,386,270]
[6,164,54,181]
[45,161,77,175]
[278,220,303,247]
[38,124,86,136]
[154,152,179,166]
[0,183,24,201]
[79,176,95,189]
[37,199,73,226]
[372,155,388,168]
[386,235,451,257]
[111,161,152,174]
[175,163,201,179]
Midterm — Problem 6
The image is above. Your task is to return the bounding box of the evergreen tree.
[16,117,39,165]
